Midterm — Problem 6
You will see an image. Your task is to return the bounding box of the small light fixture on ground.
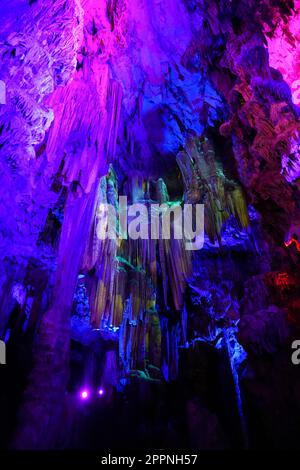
[80,389,90,400]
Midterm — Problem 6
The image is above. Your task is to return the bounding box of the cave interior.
[1,0,300,451]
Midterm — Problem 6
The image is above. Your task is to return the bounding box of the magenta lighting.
[98,388,104,396]
[79,389,90,401]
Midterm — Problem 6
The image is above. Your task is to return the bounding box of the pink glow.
[267,0,300,105]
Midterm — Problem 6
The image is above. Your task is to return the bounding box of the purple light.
[98,388,104,396]
[80,389,90,400]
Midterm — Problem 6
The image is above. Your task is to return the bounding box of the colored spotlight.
[98,388,104,396]
[80,389,90,400]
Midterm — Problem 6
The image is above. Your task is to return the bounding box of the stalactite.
[177,135,249,244]
[79,167,192,378]
[46,62,110,193]
[106,80,123,161]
